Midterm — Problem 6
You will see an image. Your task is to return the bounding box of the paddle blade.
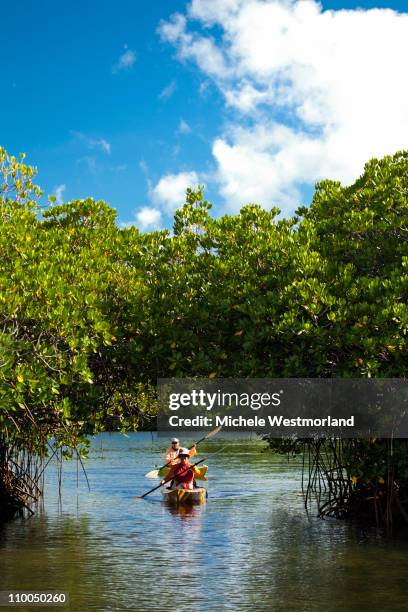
[144,469,159,479]
[205,425,222,439]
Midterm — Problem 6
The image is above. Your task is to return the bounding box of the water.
[1,433,408,611]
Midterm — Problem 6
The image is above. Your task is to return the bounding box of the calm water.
[1,433,408,612]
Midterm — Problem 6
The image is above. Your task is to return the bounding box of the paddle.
[144,425,222,478]
[134,457,208,499]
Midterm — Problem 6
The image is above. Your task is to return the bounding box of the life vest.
[173,462,194,485]
[165,447,180,465]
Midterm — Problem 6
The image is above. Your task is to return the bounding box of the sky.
[2,0,408,230]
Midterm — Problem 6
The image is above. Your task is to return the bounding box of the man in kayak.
[164,438,196,466]
[161,448,200,490]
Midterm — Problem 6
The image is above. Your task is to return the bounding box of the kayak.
[158,465,208,481]
[162,486,207,505]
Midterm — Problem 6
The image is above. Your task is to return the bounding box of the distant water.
[1,432,408,611]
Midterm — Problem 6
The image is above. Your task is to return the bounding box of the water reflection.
[1,433,408,611]
[164,502,203,519]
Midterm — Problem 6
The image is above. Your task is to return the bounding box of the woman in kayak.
[164,438,196,466]
[161,448,200,490]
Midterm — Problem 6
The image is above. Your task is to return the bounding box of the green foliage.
[0,146,407,470]
[0,148,156,455]
[124,152,407,380]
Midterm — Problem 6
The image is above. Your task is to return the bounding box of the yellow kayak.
[162,486,207,505]
[159,465,208,481]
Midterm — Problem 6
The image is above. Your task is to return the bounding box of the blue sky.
[2,0,407,229]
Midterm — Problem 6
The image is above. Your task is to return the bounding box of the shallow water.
[1,433,408,611]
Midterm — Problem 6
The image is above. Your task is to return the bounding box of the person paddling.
[165,438,196,466]
[161,448,200,490]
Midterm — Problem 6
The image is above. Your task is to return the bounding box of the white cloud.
[158,13,187,43]
[71,131,111,155]
[188,0,244,24]
[121,207,162,231]
[139,159,149,175]
[54,184,66,204]
[158,14,229,78]
[92,138,111,154]
[151,171,199,212]
[178,118,191,134]
[159,0,408,214]
[224,81,272,113]
[199,81,210,97]
[212,125,301,212]
[112,47,136,73]
[159,80,177,100]
[135,207,162,230]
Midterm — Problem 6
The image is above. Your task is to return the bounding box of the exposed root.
[0,442,43,523]
[300,439,408,531]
